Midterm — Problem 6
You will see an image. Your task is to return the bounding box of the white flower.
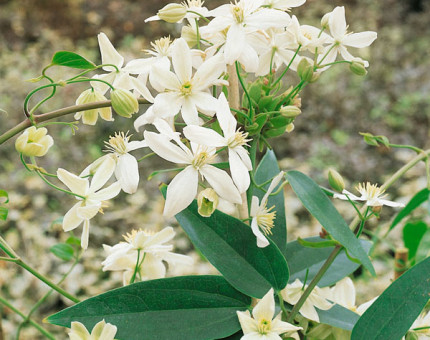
[183,93,252,193]
[286,16,330,52]
[150,38,225,125]
[281,279,333,322]
[329,277,356,311]
[406,311,430,340]
[250,171,284,247]
[263,0,306,11]
[319,6,377,67]
[75,89,113,125]
[15,126,54,157]
[57,157,121,249]
[144,124,242,217]
[145,0,209,23]
[237,288,302,340]
[101,227,193,285]
[68,319,117,340]
[333,182,405,208]
[92,32,153,102]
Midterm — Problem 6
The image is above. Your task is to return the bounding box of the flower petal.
[90,182,122,201]
[63,202,84,232]
[115,154,139,194]
[329,6,346,40]
[229,149,251,193]
[89,155,116,193]
[200,165,242,204]
[253,288,275,321]
[57,168,89,197]
[183,125,226,147]
[81,219,90,249]
[98,32,124,71]
[172,38,192,83]
[251,217,270,248]
[344,31,377,48]
[144,131,190,164]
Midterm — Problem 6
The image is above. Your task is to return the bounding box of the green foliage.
[51,51,96,69]
[0,189,8,221]
[47,276,251,340]
[352,256,430,340]
[403,221,428,262]
[253,150,287,252]
[286,171,375,275]
[161,186,289,298]
[50,243,75,261]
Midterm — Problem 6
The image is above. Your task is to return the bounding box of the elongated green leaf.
[351,256,430,340]
[51,51,96,69]
[0,207,8,221]
[253,150,287,252]
[390,188,430,232]
[47,276,251,340]
[50,243,74,261]
[319,304,360,331]
[416,229,430,263]
[286,171,375,275]
[285,237,372,287]
[161,186,289,298]
[403,221,428,260]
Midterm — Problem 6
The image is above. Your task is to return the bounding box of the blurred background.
[0,0,429,338]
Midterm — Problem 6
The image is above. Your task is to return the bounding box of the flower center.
[149,37,172,57]
[356,182,385,200]
[105,131,130,155]
[227,130,250,149]
[192,147,214,169]
[181,81,193,96]
[184,0,204,8]
[256,205,276,235]
[232,5,244,23]
[257,318,272,335]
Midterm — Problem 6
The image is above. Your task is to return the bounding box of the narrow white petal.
[63,202,84,232]
[153,92,183,118]
[98,32,124,71]
[140,254,166,279]
[224,25,245,65]
[193,54,225,90]
[329,6,347,40]
[145,227,175,248]
[181,98,200,126]
[57,168,89,196]
[216,93,237,137]
[115,154,139,194]
[344,31,377,48]
[77,204,101,220]
[90,182,121,201]
[378,199,405,208]
[235,146,252,170]
[246,9,291,29]
[300,300,320,322]
[150,65,181,92]
[127,140,147,152]
[172,38,192,83]
[271,317,303,335]
[200,165,242,204]
[192,92,219,115]
[164,166,198,217]
[253,288,275,321]
[238,42,260,73]
[89,155,116,193]
[332,277,356,308]
[229,149,251,193]
[251,218,270,248]
[183,125,226,147]
[237,311,258,334]
[144,131,190,164]
[131,77,154,103]
[81,219,90,249]
[123,57,153,74]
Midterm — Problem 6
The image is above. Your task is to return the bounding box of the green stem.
[195,18,201,50]
[0,295,56,340]
[230,108,252,124]
[316,60,351,69]
[30,75,57,115]
[235,61,253,119]
[272,45,301,88]
[186,10,210,23]
[67,78,114,91]
[388,143,423,153]
[137,152,155,163]
[130,249,141,284]
[277,291,289,320]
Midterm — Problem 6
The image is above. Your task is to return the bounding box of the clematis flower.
[57,157,121,249]
[319,6,377,67]
[144,124,242,217]
[145,0,209,23]
[183,93,252,193]
[92,32,153,102]
[263,0,306,11]
[281,279,333,322]
[15,126,54,157]
[75,88,113,125]
[150,38,225,125]
[237,288,302,340]
[250,171,285,247]
[333,182,405,208]
[102,227,193,285]
[68,319,117,340]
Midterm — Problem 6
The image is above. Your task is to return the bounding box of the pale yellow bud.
[110,88,139,118]
[158,3,187,23]
[197,188,219,217]
[297,58,314,82]
[75,88,113,125]
[285,123,295,133]
[328,168,345,192]
[321,13,330,28]
[280,105,301,118]
[15,126,54,157]
[350,58,368,76]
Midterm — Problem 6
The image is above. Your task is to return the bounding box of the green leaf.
[65,235,81,247]
[50,243,74,261]
[415,229,430,263]
[51,51,96,69]
[285,237,372,287]
[0,207,8,221]
[403,221,428,260]
[390,189,430,232]
[161,186,289,298]
[253,149,287,253]
[319,304,360,331]
[351,256,430,340]
[47,275,251,340]
[0,190,9,204]
[286,171,375,275]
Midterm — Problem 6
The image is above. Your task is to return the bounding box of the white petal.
[193,54,225,90]
[181,98,200,126]
[172,38,192,83]
[332,277,356,309]
[144,227,175,248]
[144,131,190,164]
[253,288,275,321]
[164,166,198,217]
[224,24,245,65]
[200,165,242,204]
[98,32,124,71]
[378,199,405,208]
[90,182,121,201]
[329,6,347,40]
[91,73,116,95]
[127,140,147,152]
[216,92,237,137]
[116,154,139,194]
[192,92,219,115]
[344,31,377,48]
[271,317,303,335]
[57,168,89,197]
[81,219,90,249]
[77,204,101,220]
[300,300,320,322]
[140,254,166,279]
[237,310,258,334]
[238,42,260,73]
[89,155,116,193]
[251,217,270,248]
[162,252,194,266]
[235,146,252,170]
[123,57,153,74]
[153,92,183,118]
[63,202,84,232]
[150,66,181,92]
[131,77,154,103]
[246,9,291,29]
[183,125,226,147]
[229,149,250,193]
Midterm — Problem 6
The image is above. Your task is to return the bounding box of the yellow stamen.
[104,131,130,155]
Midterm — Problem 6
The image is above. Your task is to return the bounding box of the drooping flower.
[281,279,333,322]
[333,182,405,208]
[68,319,117,340]
[183,93,252,193]
[75,88,113,125]
[237,288,302,340]
[15,126,54,157]
[57,157,121,249]
[144,123,242,217]
[250,171,285,247]
[145,0,209,23]
[101,227,193,285]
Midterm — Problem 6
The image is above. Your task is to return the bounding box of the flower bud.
[157,3,187,23]
[405,332,419,340]
[280,105,301,118]
[297,58,314,82]
[197,188,219,217]
[328,168,345,192]
[321,12,331,28]
[110,88,139,118]
[285,123,295,133]
[75,88,113,125]
[15,126,54,157]
[350,58,368,76]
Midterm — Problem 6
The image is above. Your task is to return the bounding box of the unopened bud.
[181,25,198,48]
[285,123,294,133]
[371,205,382,214]
[15,126,54,157]
[309,71,321,83]
[350,58,368,76]
[197,188,219,217]
[297,58,314,82]
[321,12,331,28]
[110,88,139,118]
[405,332,419,340]
[158,3,187,23]
[328,168,345,192]
[280,105,301,118]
